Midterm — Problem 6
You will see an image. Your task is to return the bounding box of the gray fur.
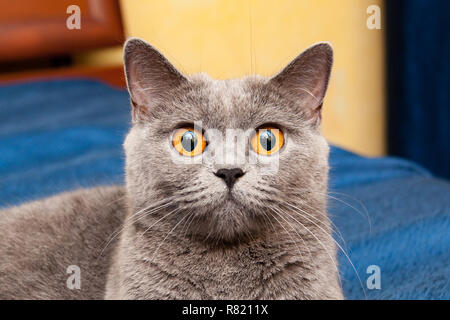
[0,38,343,299]
[0,187,126,299]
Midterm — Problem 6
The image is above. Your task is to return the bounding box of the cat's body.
[105,185,341,300]
[0,185,341,300]
[0,38,344,299]
[0,186,126,299]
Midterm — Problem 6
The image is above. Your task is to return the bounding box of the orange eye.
[251,127,284,156]
[172,127,207,156]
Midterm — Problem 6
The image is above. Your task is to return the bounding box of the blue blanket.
[0,79,448,299]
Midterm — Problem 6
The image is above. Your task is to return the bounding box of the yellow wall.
[77,0,385,156]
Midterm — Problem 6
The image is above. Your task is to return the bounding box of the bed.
[0,79,448,299]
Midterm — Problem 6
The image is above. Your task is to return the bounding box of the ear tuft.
[123,38,186,121]
[269,42,334,124]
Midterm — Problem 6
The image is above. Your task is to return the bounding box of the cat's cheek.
[123,126,147,156]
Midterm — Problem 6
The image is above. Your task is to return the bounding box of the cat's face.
[123,38,332,243]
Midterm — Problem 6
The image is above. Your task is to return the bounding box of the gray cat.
[0,38,343,300]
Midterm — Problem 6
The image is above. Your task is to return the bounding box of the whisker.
[102,194,127,209]
[271,207,313,263]
[139,207,180,240]
[297,87,320,103]
[98,199,173,259]
[282,202,367,298]
[125,198,173,225]
[282,184,372,241]
[181,211,197,239]
[268,207,307,265]
[260,210,278,235]
[148,210,190,263]
[273,206,342,286]
[327,192,372,233]
[286,170,371,232]
[286,200,348,249]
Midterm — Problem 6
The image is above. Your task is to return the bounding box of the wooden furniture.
[0,0,126,88]
[0,0,124,61]
[0,65,126,88]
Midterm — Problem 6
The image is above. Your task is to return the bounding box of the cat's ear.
[269,42,333,124]
[123,38,187,120]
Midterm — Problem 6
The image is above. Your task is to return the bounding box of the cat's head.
[123,38,333,243]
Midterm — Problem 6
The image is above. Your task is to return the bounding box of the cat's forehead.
[167,74,297,131]
[190,73,255,107]
[199,76,254,124]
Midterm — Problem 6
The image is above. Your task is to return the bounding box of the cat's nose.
[214,168,245,189]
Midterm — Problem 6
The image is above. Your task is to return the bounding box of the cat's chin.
[184,194,267,245]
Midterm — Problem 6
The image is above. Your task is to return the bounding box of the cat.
[0,38,343,300]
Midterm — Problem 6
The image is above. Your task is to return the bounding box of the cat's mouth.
[215,191,237,205]
[218,190,248,211]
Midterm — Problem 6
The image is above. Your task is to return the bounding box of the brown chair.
[0,0,126,88]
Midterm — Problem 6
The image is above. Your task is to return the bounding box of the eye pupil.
[181,131,198,152]
[260,130,276,151]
